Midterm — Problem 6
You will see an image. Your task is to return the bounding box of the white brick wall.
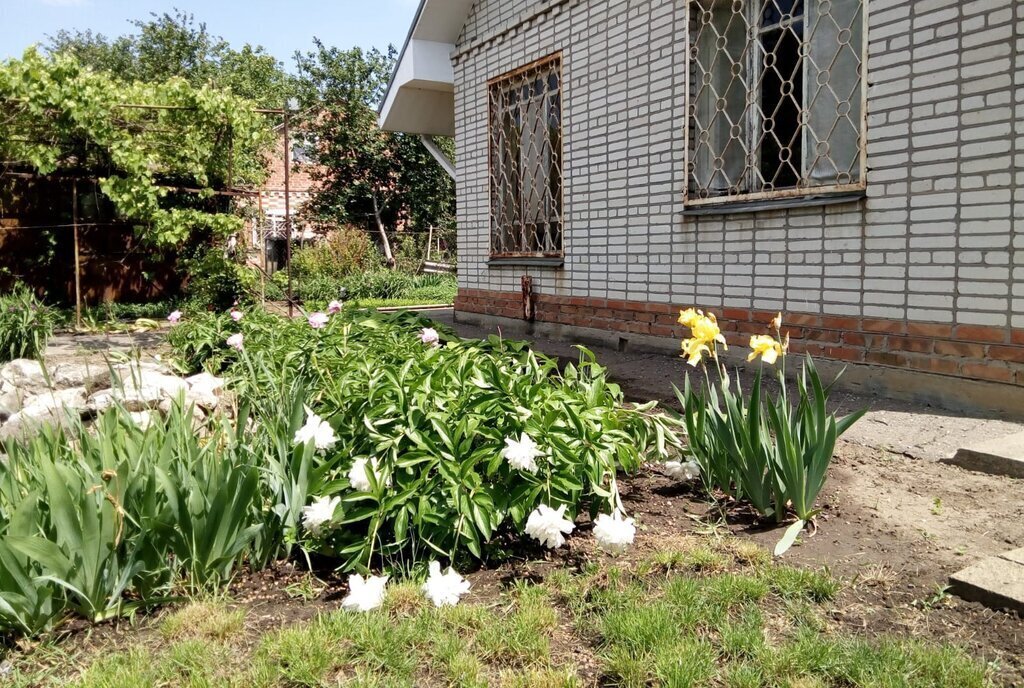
[453,0,1023,330]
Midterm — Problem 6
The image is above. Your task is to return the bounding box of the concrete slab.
[1000,548,1024,566]
[944,430,1024,479]
[950,552,1024,615]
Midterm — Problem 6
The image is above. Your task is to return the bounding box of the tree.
[0,48,275,246]
[293,40,454,267]
[47,10,293,108]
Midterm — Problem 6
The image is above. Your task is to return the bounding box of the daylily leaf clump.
[670,309,865,555]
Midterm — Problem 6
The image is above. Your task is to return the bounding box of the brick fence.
[455,288,1024,386]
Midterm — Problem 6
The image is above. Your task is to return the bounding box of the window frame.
[486,52,565,261]
[683,0,869,208]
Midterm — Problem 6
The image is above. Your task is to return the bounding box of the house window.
[686,0,865,204]
[488,54,563,258]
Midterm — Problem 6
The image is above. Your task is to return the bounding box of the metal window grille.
[685,0,866,205]
[488,55,563,257]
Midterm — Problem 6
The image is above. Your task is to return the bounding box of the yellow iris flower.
[678,309,728,366]
[747,334,784,365]
[690,313,727,351]
[678,308,701,327]
[681,337,710,367]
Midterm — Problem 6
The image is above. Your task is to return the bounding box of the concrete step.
[949,548,1024,615]
[943,430,1024,479]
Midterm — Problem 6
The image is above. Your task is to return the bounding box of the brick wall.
[451,0,1024,388]
[258,128,317,218]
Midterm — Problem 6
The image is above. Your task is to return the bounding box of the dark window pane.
[759,25,803,188]
[762,0,804,27]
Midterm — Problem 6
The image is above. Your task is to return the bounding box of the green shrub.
[171,309,680,571]
[291,226,380,281]
[181,249,256,311]
[0,284,56,362]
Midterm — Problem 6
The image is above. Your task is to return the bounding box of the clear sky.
[0,0,419,68]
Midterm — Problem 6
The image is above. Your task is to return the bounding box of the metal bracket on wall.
[419,135,456,180]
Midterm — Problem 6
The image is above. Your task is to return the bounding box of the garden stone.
[0,359,50,394]
[157,397,207,432]
[949,548,1024,615]
[128,410,158,431]
[88,372,189,413]
[944,431,1024,479]
[0,382,25,420]
[185,372,225,410]
[50,361,109,390]
[85,361,174,395]
[0,387,88,441]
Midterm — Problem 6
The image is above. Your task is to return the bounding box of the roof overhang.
[378,0,474,136]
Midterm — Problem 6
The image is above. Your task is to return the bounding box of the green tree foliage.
[293,40,455,267]
[46,10,293,108]
[0,48,275,246]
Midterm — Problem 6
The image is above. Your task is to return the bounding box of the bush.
[0,284,56,362]
[170,309,679,571]
[291,226,381,281]
[0,307,677,640]
[269,269,457,308]
[182,249,256,311]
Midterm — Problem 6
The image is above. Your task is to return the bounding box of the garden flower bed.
[2,304,1022,686]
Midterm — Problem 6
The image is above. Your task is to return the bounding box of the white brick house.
[381,0,1024,411]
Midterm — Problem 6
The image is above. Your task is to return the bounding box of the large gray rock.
[0,387,88,441]
[50,361,109,390]
[184,372,226,410]
[83,361,175,395]
[127,410,158,431]
[88,371,189,413]
[0,359,50,394]
[0,382,26,419]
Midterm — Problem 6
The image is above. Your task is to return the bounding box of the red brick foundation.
[454,288,1024,386]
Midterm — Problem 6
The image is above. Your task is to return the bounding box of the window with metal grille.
[488,55,563,258]
[686,0,865,205]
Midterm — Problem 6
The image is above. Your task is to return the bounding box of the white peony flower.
[525,504,575,549]
[348,457,389,491]
[421,560,471,607]
[293,408,338,452]
[593,511,636,555]
[328,300,343,315]
[664,460,700,481]
[226,333,244,351]
[167,310,182,324]
[230,309,244,322]
[419,327,440,346]
[308,311,329,329]
[501,433,542,473]
[342,573,388,612]
[301,495,340,535]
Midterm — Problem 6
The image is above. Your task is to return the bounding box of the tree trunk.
[371,190,396,268]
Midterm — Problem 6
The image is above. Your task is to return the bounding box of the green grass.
[6,537,994,688]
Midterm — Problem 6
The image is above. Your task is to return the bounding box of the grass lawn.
[9,534,990,688]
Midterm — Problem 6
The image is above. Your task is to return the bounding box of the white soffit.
[378,0,475,136]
